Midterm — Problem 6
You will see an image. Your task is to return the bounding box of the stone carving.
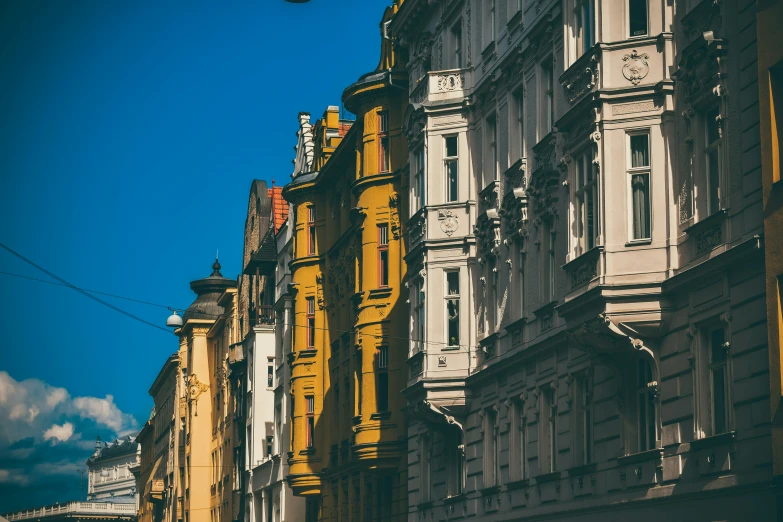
[186,374,209,415]
[569,254,597,289]
[622,50,650,85]
[696,224,721,256]
[409,356,423,378]
[389,193,401,239]
[479,183,499,213]
[528,167,560,218]
[436,72,465,91]
[679,180,691,224]
[438,209,459,236]
[409,214,427,244]
[540,313,554,331]
[511,325,524,346]
[475,210,501,258]
[316,272,326,310]
[500,187,529,238]
[438,356,447,367]
[562,52,600,104]
[466,0,472,66]
[326,247,356,302]
[612,101,656,115]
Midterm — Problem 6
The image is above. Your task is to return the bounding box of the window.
[514,88,525,160]
[445,271,460,347]
[445,136,459,202]
[487,115,498,183]
[485,0,497,46]
[540,57,554,138]
[770,63,783,184]
[636,357,658,451]
[574,0,595,57]
[705,107,722,214]
[413,279,425,353]
[379,111,390,172]
[574,374,593,464]
[307,206,316,255]
[629,0,648,37]
[266,435,274,457]
[484,408,499,486]
[378,224,389,288]
[305,396,315,448]
[709,328,729,435]
[513,401,527,480]
[267,359,274,388]
[541,386,557,473]
[540,222,556,303]
[356,352,363,417]
[628,133,651,240]
[452,21,463,68]
[575,149,598,254]
[412,147,425,212]
[420,436,431,502]
[376,346,389,411]
[306,297,315,348]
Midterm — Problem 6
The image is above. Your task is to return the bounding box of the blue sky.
[0,0,389,511]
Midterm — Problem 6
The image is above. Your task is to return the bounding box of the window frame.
[306,296,315,349]
[574,0,595,58]
[704,107,722,215]
[708,326,729,435]
[628,0,649,38]
[539,56,555,140]
[307,205,316,255]
[445,270,460,348]
[377,224,389,288]
[376,346,389,412]
[413,279,426,354]
[626,130,652,242]
[513,87,525,161]
[487,113,499,183]
[412,146,426,213]
[378,111,390,173]
[305,395,315,448]
[444,135,459,202]
[635,356,658,452]
[574,148,599,255]
[452,20,463,69]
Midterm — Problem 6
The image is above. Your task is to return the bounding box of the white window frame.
[626,130,652,242]
[452,20,463,69]
[704,107,722,216]
[539,57,555,140]
[513,87,525,161]
[574,0,595,59]
[445,135,459,202]
[628,0,648,38]
[573,148,598,255]
[411,146,425,214]
[445,270,460,348]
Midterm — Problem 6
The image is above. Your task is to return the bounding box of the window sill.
[479,485,501,496]
[443,493,466,504]
[690,430,735,451]
[567,463,597,477]
[533,300,558,320]
[625,239,652,247]
[505,478,530,491]
[684,208,727,236]
[368,288,393,300]
[481,41,497,61]
[441,345,462,352]
[299,447,316,456]
[535,470,561,484]
[616,448,663,465]
[370,411,392,420]
[417,501,434,510]
[507,10,523,28]
[298,349,318,359]
[351,415,362,425]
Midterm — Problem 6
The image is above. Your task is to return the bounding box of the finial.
[211,255,223,277]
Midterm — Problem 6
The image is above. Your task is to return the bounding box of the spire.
[211,256,222,277]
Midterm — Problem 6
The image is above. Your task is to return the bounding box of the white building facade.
[392,0,780,519]
[87,435,141,504]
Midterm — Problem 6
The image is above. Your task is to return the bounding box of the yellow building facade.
[758,0,783,475]
[283,5,409,520]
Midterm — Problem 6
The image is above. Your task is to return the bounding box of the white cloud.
[43,422,74,444]
[72,395,133,433]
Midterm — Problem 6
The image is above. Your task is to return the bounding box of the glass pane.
[711,329,726,363]
[632,173,651,239]
[446,136,458,157]
[586,189,595,249]
[630,134,649,168]
[629,0,648,36]
[708,148,720,213]
[712,367,726,434]
[448,161,458,201]
[647,390,656,447]
[447,271,459,295]
[576,155,584,189]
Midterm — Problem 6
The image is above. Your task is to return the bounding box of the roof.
[87,435,139,464]
[183,259,237,322]
[269,186,288,234]
[245,229,277,275]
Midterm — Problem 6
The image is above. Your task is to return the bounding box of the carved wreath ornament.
[622,50,650,86]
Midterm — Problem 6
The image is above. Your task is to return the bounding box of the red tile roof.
[268,186,288,233]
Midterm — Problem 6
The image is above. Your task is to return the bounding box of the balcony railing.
[250,306,274,327]
[410,68,473,106]
[5,502,136,521]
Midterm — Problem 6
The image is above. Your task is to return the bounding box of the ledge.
[352,415,362,425]
[567,463,597,477]
[535,470,562,484]
[299,447,316,456]
[481,41,497,61]
[505,478,530,491]
[298,349,318,359]
[417,501,434,510]
[616,448,663,466]
[507,10,523,28]
[533,300,558,319]
[479,485,501,496]
[370,411,392,421]
[684,209,727,236]
[443,493,466,504]
[689,431,736,451]
[368,288,393,300]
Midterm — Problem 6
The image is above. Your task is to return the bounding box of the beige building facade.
[392,0,781,519]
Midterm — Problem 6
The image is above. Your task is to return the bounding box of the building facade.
[87,435,141,505]
[392,0,780,519]
[283,11,410,516]
[758,0,783,478]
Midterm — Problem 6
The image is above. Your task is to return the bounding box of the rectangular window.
[514,89,525,160]
[420,436,431,502]
[267,359,274,388]
[379,112,390,172]
[705,107,721,214]
[445,136,459,202]
[575,0,595,56]
[378,224,389,288]
[486,0,497,45]
[628,133,651,240]
[445,271,460,347]
[266,435,274,457]
[544,387,557,473]
[770,63,783,184]
[540,57,554,138]
[488,115,498,182]
[636,357,657,451]
[306,297,315,348]
[515,402,527,480]
[484,409,498,486]
[709,328,728,435]
[452,21,463,68]
[629,0,648,37]
[413,280,426,353]
[575,375,592,464]
[412,147,425,212]
[307,206,316,255]
[376,346,389,411]
[305,396,315,448]
[575,150,598,254]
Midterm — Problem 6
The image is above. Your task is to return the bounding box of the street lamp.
[166,309,183,328]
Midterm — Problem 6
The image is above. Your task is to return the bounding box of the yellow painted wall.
[758,0,783,475]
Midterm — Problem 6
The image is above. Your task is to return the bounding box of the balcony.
[5,502,136,521]
[410,68,472,106]
[559,45,602,107]
[249,305,274,327]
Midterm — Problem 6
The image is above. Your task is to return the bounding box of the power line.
[0,242,174,334]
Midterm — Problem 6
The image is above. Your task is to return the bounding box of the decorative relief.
[438,356,447,367]
[562,51,600,104]
[679,181,691,224]
[316,272,326,310]
[540,313,554,331]
[612,100,656,116]
[409,214,427,244]
[389,193,401,239]
[186,374,209,415]
[326,247,356,303]
[436,72,465,91]
[475,210,501,258]
[500,187,529,238]
[695,225,722,256]
[438,209,459,236]
[528,167,560,218]
[466,0,472,66]
[568,254,598,289]
[622,50,649,85]
[433,248,463,259]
